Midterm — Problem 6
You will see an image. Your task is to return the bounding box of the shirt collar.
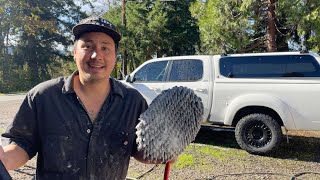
[62,70,124,98]
[109,78,124,98]
[62,70,78,94]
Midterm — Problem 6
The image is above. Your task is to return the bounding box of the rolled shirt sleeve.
[1,93,39,159]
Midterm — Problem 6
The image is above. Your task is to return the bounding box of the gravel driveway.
[1,95,320,180]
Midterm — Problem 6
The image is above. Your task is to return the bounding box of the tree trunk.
[266,0,277,52]
[129,56,134,72]
[26,35,40,86]
[122,0,127,76]
[0,25,4,83]
[114,61,118,79]
[1,23,11,84]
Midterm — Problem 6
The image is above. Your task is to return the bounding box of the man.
[0,16,152,179]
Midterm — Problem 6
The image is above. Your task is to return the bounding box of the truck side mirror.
[125,75,132,83]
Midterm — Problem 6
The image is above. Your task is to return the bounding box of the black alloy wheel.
[235,113,282,155]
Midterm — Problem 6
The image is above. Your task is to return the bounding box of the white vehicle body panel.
[122,52,320,131]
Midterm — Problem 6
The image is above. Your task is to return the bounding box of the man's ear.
[72,40,78,61]
[73,50,76,61]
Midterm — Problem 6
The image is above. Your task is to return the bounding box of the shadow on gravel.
[269,135,320,163]
[195,126,320,163]
[195,126,239,148]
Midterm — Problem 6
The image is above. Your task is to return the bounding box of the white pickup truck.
[122,51,320,154]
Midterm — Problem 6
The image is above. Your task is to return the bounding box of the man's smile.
[88,63,105,69]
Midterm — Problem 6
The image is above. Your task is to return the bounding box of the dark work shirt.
[2,71,148,180]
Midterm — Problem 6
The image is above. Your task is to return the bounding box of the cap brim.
[72,24,121,42]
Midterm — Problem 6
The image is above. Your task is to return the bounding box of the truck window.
[134,61,168,82]
[219,55,320,78]
[169,59,203,81]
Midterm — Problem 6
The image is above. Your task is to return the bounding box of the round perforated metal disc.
[136,86,204,163]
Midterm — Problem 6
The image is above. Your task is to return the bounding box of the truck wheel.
[235,113,282,155]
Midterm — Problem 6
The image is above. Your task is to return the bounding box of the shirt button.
[123,141,128,145]
[87,129,91,134]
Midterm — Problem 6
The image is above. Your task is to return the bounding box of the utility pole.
[121,0,127,77]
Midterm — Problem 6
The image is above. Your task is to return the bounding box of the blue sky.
[74,0,117,15]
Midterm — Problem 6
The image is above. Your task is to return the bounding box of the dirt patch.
[286,130,320,138]
[127,128,320,180]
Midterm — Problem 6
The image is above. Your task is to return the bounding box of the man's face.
[73,32,116,83]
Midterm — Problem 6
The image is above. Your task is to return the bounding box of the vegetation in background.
[190,0,320,54]
[1,0,320,92]
[104,0,200,76]
[0,0,88,92]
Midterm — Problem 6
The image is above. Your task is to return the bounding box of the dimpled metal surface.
[136,86,204,163]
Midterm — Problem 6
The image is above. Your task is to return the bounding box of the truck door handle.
[194,88,206,93]
[150,88,161,92]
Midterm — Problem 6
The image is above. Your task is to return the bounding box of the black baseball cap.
[72,16,121,43]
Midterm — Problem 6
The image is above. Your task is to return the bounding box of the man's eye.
[83,45,93,50]
[102,47,109,51]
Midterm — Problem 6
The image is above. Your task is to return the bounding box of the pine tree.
[0,0,87,91]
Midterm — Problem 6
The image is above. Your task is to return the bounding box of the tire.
[235,113,282,155]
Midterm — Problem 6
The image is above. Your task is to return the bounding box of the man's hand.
[0,146,4,160]
[0,145,29,170]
